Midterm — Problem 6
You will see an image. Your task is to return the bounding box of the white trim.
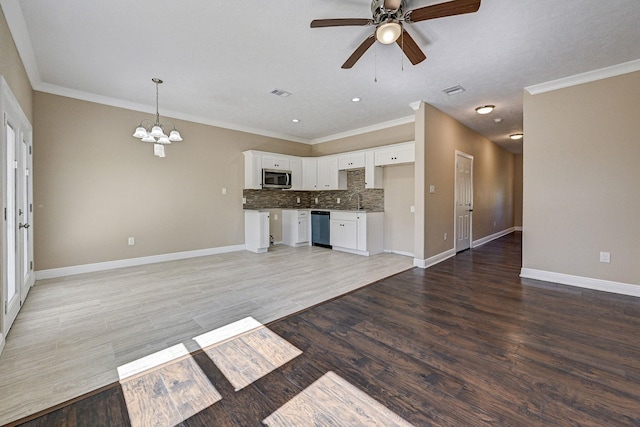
[413,248,456,269]
[332,246,370,257]
[35,244,246,280]
[472,227,515,248]
[0,333,5,357]
[384,249,415,258]
[515,226,523,231]
[525,59,640,95]
[310,115,415,145]
[520,268,640,298]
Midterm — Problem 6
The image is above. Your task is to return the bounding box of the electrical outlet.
[296,197,300,204]
[444,233,447,241]
[599,252,611,263]
[410,205,415,213]
[315,197,318,204]
[128,237,135,246]
[337,198,340,204]
[242,197,247,204]
[222,187,227,195]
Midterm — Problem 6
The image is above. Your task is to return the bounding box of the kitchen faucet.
[348,191,361,211]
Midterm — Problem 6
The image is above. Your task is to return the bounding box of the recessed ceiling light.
[510,133,524,140]
[475,105,495,115]
[494,118,503,123]
[292,119,300,123]
[351,97,361,102]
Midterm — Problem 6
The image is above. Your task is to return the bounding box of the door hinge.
[4,207,6,221]
[13,160,18,169]
[30,203,33,213]
[30,261,33,271]
[3,112,6,127]
[29,146,32,155]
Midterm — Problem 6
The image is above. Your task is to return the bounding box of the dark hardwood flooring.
[9,232,640,426]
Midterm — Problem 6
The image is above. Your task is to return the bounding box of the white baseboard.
[0,333,5,357]
[35,244,246,280]
[414,248,456,269]
[520,268,640,298]
[384,249,415,258]
[472,227,516,248]
[515,226,523,231]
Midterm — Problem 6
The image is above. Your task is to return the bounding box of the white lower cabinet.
[330,211,383,256]
[245,210,270,253]
[282,210,309,247]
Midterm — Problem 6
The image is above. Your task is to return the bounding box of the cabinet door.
[330,219,356,249]
[298,217,309,243]
[318,157,338,189]
[262,155,290,171]
[356,214,367,251]
[394,145,415,164]
[302,158,318,190]
[289,158,302,190]
[350,153,365,169]
[259,212,270,248]
[374,148,395,166]
[365,152,383,189]
[243,151,262,189]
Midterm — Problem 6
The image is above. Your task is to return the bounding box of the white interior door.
[3,120,20,335]
[2,77,34,339]
[455,152,473,252]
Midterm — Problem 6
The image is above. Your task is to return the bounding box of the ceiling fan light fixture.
[376,22,402,44]
[510,133,524,140]
[475,105,495,115]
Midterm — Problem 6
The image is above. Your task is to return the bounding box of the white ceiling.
[3,0,640,153]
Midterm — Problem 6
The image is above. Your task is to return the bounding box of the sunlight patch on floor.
[264,371,414,427]
[194,317,302,391]
[118,343,221,427]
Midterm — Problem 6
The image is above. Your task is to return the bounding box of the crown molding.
[525,59,640,95]
[310,115,415,145]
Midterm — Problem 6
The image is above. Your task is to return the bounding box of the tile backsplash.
[243,169,384,212]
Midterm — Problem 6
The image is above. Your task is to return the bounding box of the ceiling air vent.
[442,85,465,96]
[270,89,292,98]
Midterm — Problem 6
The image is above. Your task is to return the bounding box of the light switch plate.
[599,252,611,263]
[429,185,435,194]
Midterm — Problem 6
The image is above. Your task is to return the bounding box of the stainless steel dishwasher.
[311,211,331,248]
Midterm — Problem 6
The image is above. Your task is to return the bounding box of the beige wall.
[523,71,640,286]
[513,153,523,227]
[383,164,415,255]
[33,92,311,270]
[416,103,515,260]
[0,6,32,122]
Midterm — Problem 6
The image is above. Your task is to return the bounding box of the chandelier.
[132,78,183,158]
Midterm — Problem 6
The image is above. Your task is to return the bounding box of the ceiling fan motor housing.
[371,0,405,24]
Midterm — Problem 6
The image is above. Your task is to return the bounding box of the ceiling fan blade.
[405,0,481,23]
[396,29,426,65]
[310,18,372,28]
[342,34,376,69]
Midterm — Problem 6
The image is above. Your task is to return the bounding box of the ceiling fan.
[310,0,481,69]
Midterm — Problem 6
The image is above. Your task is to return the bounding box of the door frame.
[454,150,474,252]
[1,76,35,344]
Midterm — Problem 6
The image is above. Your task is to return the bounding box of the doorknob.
[19,223,30,229]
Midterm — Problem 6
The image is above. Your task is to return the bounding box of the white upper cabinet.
[374,142,415,166]
[338,152,365,170]
[317,156,347,190]
[289,158,302,190]
[262,155,290,171]
[302,158,318,190]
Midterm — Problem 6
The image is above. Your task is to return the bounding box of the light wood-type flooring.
[0,245,413,426]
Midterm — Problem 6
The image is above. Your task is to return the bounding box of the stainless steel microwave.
[262,169,292,189]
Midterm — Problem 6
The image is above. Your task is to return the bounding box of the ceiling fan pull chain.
[374,42,378,83]
[401,29,404,71]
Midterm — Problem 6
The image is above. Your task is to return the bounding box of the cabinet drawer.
[330,211,357,221]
